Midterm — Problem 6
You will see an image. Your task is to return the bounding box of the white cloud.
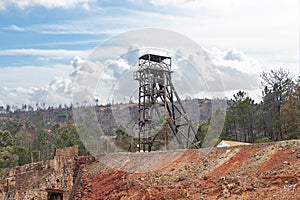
[0,64,75,106]
[0,0,95,10]
[149,0,240,10]
[128,0,298,76]
[29,24,97,35]
[0,48,89,58]
[71,56,84,68]
[25,22,132,35]
[104,59,131,78]
[0,2,5,11]
[91,46,264,105]
[0,1,297,75]
[33,77,74,106]
[36,57,66,61]
[209,47,261,76]
[0,87,35,106]
[0,65,74,88]
[0,78,74,107]
[18,0,297,74]
[2,24,25,32]
[0,46,285,107]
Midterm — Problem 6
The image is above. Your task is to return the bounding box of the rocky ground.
[76,140,300,199]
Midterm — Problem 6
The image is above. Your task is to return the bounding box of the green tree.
[223,91,256,142]
[115,126,131,151]
[2,119,22,136]
[260,69,295,140]
[0,147,18,168]
[0,130,14,148]
[152,122,172,151]
[281,82,300,139]
[0,129,31,171]
[12,146,31,166]
[53,121,88,156]
[200,109,226,147]
[196,120,209,147]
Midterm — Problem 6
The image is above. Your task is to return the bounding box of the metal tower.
[134,54,200,152]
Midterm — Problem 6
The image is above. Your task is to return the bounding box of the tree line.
[0,68,298,174]
[0,119,88,176]
[211,68,299,143]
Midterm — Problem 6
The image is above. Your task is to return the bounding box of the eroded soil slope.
[77,140,300,200]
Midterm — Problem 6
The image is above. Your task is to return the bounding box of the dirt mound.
[77,140,300,199]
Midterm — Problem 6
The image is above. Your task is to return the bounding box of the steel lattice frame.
[134,54,200,152]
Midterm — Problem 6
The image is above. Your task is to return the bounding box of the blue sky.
[0,0,298,106]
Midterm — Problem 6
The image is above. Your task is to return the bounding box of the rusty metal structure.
[134,54,200,152]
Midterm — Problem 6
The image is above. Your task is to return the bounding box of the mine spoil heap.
[1,140,300,200]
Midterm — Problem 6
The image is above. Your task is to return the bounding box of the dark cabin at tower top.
[139,54,171,63]
[138,54,172,71]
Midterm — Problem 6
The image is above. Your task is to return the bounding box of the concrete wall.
[0,146,79,200]
[55,145,78,157]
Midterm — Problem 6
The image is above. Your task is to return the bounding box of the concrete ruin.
[0,146,81,200]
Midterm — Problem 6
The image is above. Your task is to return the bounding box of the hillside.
[1,140,299,199]
[0,99,212,136]
[77,140,300,199]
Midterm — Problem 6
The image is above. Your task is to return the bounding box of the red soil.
[77,140,300,200]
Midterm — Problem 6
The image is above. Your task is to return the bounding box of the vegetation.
[0,130,31,171]
[0,118,89,176]
[0,68,298,174]
[213,69,299,143]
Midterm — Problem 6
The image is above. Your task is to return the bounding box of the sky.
[0,0,299,107]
